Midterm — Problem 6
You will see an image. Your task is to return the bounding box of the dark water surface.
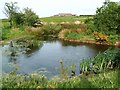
[1,40,110,78]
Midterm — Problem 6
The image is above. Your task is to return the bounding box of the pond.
[1,40,110,78]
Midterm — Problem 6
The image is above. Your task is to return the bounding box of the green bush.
[85,18,96,35]
[94,2,119,34]
[13,13,25,26]
[109,35,120,41]
[41,24,61,36]
[23,8,40,26]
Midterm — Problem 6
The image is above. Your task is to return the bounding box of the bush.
[13,13,24,26]
[85,18,96,35]
[94,2,119,34]
[23,8,40,26]
[92,32,108,43]
[25,27,42,37]
[41,24,61,36]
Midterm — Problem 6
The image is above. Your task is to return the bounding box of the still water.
[1,40,109,78]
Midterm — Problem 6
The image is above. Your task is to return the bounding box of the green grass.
[40,16,93,22]
[1,70,119,88]
[1,26,29,40]
[65,31,94,40]
[1,19,10,27]
[61,23,85,30]
[1,20,39,40]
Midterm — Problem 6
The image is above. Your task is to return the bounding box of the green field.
[40,16,93,22]
[1,16,93,24]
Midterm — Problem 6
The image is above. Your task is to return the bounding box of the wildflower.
[36,86,43,90]
[59,59,63,64]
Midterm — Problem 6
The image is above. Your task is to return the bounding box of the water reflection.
[39,36,57,41]
[8,50,17,64]
[25,46,40,57]
[2,40,111,78]
[61,40,110,52]
[4,40,43,63]
[6,46,18,64]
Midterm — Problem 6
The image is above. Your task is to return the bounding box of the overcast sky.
[0,0,119,19]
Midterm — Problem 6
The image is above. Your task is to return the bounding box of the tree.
[23,8,39,26]
[117,3,120,33]
[94,2,119,34]
[12,12,24,26]
[3,2,19,27]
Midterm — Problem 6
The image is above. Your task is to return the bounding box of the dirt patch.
[115,41,120,48]
[0,41,4,44]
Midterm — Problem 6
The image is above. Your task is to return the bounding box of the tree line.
[3,2,40,27]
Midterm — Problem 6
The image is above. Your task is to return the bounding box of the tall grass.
[40,24,62,36]
[1,69,119,88]
[64,31,94,40]
[80,48,120,75]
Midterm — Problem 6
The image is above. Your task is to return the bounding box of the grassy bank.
[64,31,94,40]
[59,29,120,46]
[1,20,62,42]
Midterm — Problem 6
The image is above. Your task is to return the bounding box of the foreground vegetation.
[1,70,119,88]
[1,48,120,88]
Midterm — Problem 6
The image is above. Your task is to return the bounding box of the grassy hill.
[40,16,93,22]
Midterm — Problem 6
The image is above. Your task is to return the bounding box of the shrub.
[23,8,40,26]
[94,2,119,34]
[25,27,42,37]
[92,32,108,43]
[41,24,61,36]
[13,12,24,26]
[85,18,96,35]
